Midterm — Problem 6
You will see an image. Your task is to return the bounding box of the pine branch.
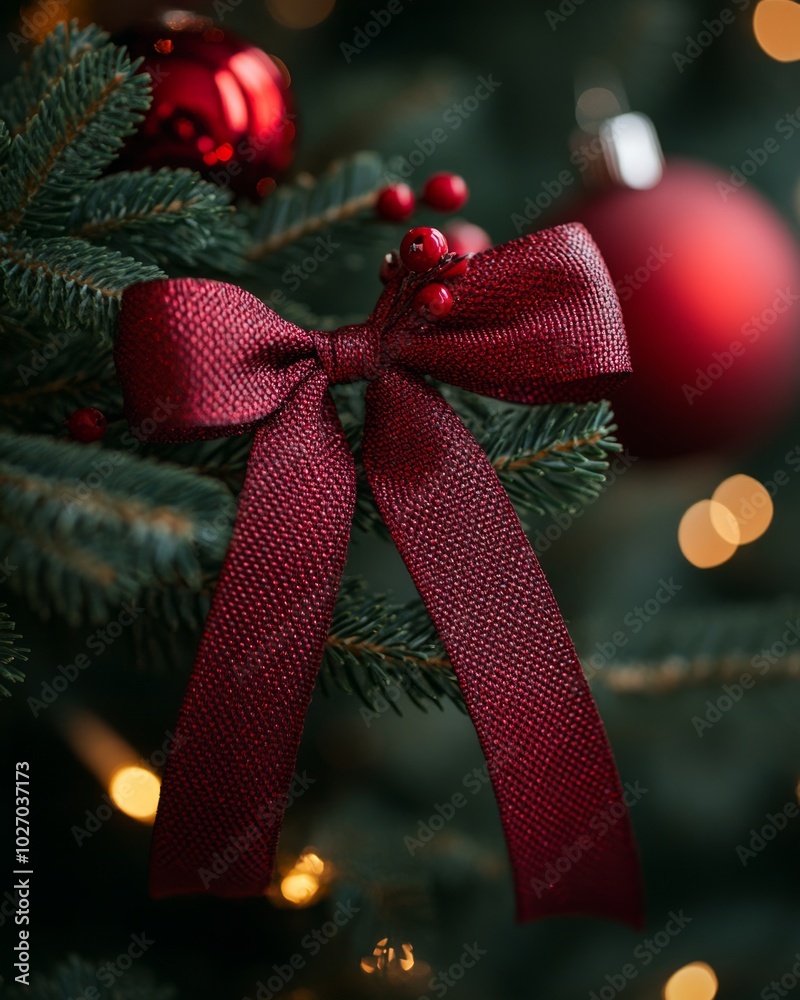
[68,168,246,271]
[0,237,163,337]
[246,151,390,260]
[0,121,9,165]
[321,579,463,713]
[0,604,28,696]
[0,22,111,135]
[0,27,151,233]
[580,598,800,693]
[0,431,234,624]
[5,955,173,1000]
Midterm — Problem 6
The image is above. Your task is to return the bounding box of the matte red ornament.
[113,13,295,200]
[566,161,800,458]
[422,172,469,213]
[67,407,107,443]
[376,184,416,222]
[400,226,448,272]
[444,220,492,257]
[414,282,453,319]
[116,224,643,928]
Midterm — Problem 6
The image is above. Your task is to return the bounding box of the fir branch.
[0,22,110,136]
[4,955,173,1000]
[582,598,800,694]
[0,31,151,233]
[0,431,234,624]
[321,579,463,713]
[0,121,9,165]
[0,237,163,337]
[247,152,389,260]
[0,604,28,696]
[69,168,246,270]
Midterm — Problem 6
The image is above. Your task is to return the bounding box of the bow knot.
[312,322,382,384]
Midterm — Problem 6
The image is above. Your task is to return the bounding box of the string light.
[272,850,329,907]
[753,1,800,62]
[360,938,418,978]
[267,0,335,29]
[108,766,161,823]
[678,499,739,568]
[663,961,718,1000]
[61,709,161,825]
[711,474,773,544]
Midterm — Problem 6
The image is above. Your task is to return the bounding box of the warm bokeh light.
[277,851,328,906]
[663,961,719,1000]
[360,939,416,975]
[712,474,774,544]
[108,766,161,823]
[679,500,740,568]
[753,1,800,61]
[280,871,320,906]
[575,87,621,131]
[267,0,336,29]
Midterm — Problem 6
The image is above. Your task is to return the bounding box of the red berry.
[414,283,453,320]
[379,252,401,284]
[400,227,448,273]
[422,173,469,213]
[376,184,416,222]
[443,220,491,256]
[67,407,107,443]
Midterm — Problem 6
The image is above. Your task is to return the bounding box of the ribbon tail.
[149,373,356,897]
[363,369,644,927]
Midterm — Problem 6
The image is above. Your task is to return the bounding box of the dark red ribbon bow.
[115,222,642,926]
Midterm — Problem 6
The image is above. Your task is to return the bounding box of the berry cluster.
[375,172,469,223]
[380,226,470,321]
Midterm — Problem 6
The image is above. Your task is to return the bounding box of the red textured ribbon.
[115,222,643,926]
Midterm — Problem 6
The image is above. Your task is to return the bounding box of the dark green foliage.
[2,955,173,999]
[0,605,28,696]
[321,579,462,712]
[0,431,234,624]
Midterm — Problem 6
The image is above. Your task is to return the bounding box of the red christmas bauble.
[566,161,800,458]
[114,13,295,200]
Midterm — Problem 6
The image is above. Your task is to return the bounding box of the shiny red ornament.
[376,184,416,222]
[414,282,453,319]
[444,220,492,257]
[567,161,800,458]
[114,13,295,200]
[400,226,448,272]
[422,172,469,213]
[67,407,107,443]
